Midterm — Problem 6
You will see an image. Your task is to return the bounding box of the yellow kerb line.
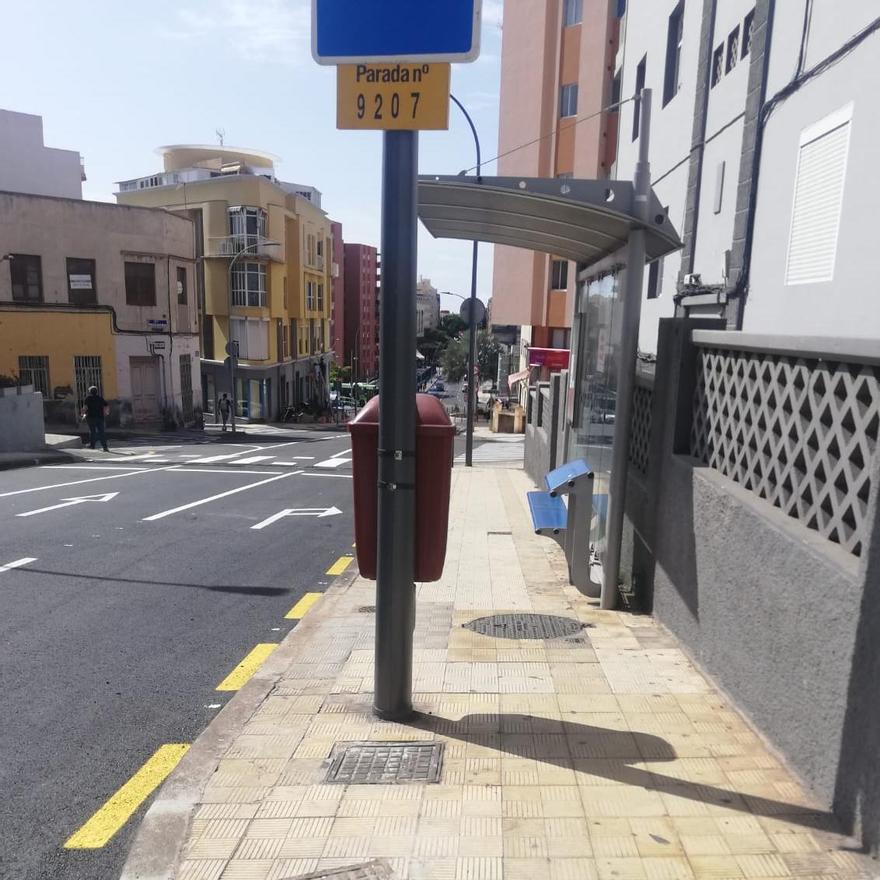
[326,555,353,576]
[286,592,323,619]
[215,643,279,691]
[64,744,189,849]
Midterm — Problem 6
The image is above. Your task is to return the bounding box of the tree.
[477,330,502,384]
[439,314,467,337]
[441,337,468,382]
[329,364,351,385]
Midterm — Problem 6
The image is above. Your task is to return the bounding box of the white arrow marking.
[251,506,343,530]
[16,492,119,518]
[0,557,37,573]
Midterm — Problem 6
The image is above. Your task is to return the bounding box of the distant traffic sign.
[313,0,482,65]
[338,63,450,130]
[459,297,486,326]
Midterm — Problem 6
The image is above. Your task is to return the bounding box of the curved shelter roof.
[418,175,682,266]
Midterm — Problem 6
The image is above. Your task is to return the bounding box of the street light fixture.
[227,238,280,433]
[450,94,481,468]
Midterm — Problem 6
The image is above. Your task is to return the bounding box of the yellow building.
[116,145,334,420]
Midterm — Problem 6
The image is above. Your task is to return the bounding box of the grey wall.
[623,317,880,854]
[0,388,45,452]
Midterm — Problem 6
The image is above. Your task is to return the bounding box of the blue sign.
[313,0,481,65]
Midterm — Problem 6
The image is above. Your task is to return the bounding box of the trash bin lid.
[348,393,454,436]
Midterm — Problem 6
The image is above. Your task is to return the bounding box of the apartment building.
[343,244,380,381]
[416,277,441,337]
[614,0,880,350]
[0,109,85,200]
[491,0,620,353]
[117,145,333,420]
[330,221,345,362]
[0,191,200,427]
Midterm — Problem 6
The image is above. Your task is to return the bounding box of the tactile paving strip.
[325,741,444,785]
[463,612,585,640]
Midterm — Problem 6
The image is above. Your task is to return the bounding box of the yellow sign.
[337,63,450,131]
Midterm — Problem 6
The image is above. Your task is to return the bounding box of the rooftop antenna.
[215,128,226,146]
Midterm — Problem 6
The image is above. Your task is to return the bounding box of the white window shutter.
[785,106,852,285]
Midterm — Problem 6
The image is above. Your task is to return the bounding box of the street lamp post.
[227,238,279,434]
[450,94,481,468]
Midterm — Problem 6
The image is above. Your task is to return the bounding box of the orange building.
[492,0,620,350]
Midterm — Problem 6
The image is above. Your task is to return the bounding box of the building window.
[550,328,570,349]
[177,266,188,304]
[10,254,42,302]
[317,283,325,310]
[611,70,622,106]
[124,261,156,307]
[647,258,663,299]
[230,317,268,360]
[179,354,193,422]
[228,206,267,248]
[18,355,50,397]
[726,26,740,73]
[785,104,853,285]
[742,9,755,58]
[632,56,647,140]
[66,257,97,305]
[711,44,724,86]
[559,83,578,118]
[713,161,726,214]
[231,262,267,307]
[663,2,684,107]
[563,0,582,27]
[204,316,215,360]
[74,355,102,411]
[283,276,288,310]
[550,260,569,290]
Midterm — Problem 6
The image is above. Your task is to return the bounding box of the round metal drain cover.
[463,613,584,640]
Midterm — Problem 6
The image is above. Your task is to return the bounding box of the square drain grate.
[282,859,395,879]
[325,741,444,784]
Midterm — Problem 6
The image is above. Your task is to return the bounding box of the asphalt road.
[0,430,356,880]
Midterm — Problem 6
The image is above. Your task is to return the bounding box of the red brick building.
[343,243,379,381]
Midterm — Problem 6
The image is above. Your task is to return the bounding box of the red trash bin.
[349,393,455,582]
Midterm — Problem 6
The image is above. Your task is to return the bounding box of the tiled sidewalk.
[165,466,868,880]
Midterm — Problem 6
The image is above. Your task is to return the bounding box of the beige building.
[416,276,441,337]
[0,191,200,427]
[492,0,620,352]
[117,145,333,420]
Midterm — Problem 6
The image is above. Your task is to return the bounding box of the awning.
[507,368,531,387]
[418,176,682,264]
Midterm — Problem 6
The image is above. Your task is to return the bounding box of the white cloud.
[165,0,311,64]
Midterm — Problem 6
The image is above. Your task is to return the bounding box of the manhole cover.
[325,741,444,784]
[281,859,395,879]
[463,613,585,640]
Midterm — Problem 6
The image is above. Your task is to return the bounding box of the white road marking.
[42,465,151,471]
[315,458,350,469]
[275,461,306,466]
[188,453,247,464]
[230,456,274,465]
[178,454,203,459]
[331,448,353,458]
[165,467,283,476]
[251,506,343,530]
[302,472,353,480]
[0,466,174,498]
[16,492,119,518]
[0,557,37,573]
[292,456,316,460]
[142,472,301,521]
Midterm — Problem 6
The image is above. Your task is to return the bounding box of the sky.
[1,0,503,313]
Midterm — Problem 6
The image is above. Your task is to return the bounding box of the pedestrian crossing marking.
[215,643,279,692]
[326,555,353,576]
[230,456,274,465]
[285,592,323,619]
[63,744,189,849]
[316,458,351,469]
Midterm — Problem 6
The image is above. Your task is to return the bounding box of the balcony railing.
[206,235,282,260]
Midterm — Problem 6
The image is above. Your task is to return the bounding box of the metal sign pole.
[465,244,479,466]
[374,130,418,720]
[602,88,653,610]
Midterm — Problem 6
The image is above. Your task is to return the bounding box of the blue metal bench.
[527,491,568,546]
[528,458,599,598]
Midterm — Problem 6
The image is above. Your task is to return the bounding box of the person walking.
[218,393,232,432]
[81,385,109,451]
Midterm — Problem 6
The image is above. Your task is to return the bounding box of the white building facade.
[612,1,880,351]
[0,109,84,200]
